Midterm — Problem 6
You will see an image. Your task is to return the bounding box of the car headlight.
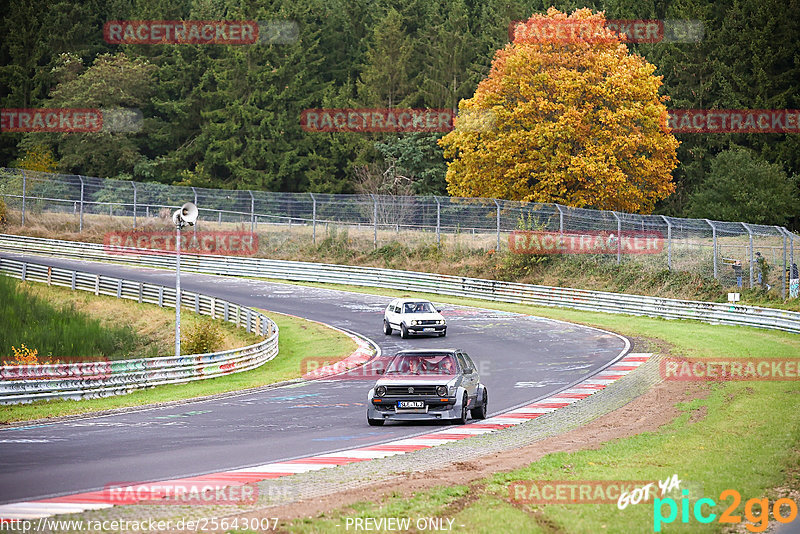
[411,320,418,326]
[436,385,448,397]
[376,386,386,397]
[438,320,445,325]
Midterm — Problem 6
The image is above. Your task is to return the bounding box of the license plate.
[397,401,424,409]
[423,328,434,332]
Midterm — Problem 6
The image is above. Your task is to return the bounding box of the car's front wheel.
[383,320,392,335]
[453,392,469,425]
[471,388,488,419]
[400,324,409,339]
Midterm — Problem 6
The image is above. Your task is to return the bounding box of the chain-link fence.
[0,167,797,298]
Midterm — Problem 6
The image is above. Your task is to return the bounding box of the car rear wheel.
[400,324,409,339]
[383,320,392,335]
[471,388,488,419]
[453,392,468,425]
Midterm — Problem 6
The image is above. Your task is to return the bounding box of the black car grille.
[418,320,440,325]
[385,385,439,396]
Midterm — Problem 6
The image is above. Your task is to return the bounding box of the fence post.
[309,192,316,244]
[78,175,84,232]
[705,219,717,279]
[616,211,622,264]
[191,186,198,233]
[371,194,378,249]
[493,199,501,251]
[742,223,754,288]
[660,215,672,270]
[556,204,564,233]
[778,226,787,299]
[131,181,137,229]
[434,196,441,245]
[21,169,26,226]
[249,190,255,233]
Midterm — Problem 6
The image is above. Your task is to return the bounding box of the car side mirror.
[436,308,442,313]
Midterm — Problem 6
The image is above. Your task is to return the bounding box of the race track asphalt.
[0,253,628,504]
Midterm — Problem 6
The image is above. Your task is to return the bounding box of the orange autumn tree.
[439,8,678,213]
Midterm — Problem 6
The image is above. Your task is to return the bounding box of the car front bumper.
[407,325,446,334]
[368,395,462,422]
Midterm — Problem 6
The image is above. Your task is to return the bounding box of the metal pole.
[705,219,717,279]
[191,187,198,233]
[434,196,441,245]
[79,176,84,232]
[309,193,316,244]
[556,204,564,233]
[21,170,26,226]
[778,226,787,299]
[175,222,181,358]
[612,211,621,264]
[742,223,754,288]
[131,181,137,229]
[249,190,255,233]
[493,199,500,251]
[660,215,672,270]
[371,194,377,249]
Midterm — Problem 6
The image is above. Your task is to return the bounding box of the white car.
[383,298,447,338]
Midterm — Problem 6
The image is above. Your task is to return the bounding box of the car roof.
[395,348,460,355]
[392,298,433,305]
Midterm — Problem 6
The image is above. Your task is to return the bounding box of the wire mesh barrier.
[0,167,797,297]
[0,257,279,405]
[1,234,798,335]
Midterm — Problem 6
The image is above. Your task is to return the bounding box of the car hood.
[404,312,444,321]
[375,375,457,387]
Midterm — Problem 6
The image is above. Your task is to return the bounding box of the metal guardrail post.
[309,192,316,244]
[742,223,754,288]
[493,199,500,251]
[660,215,672,270]
[434,196,441,245]
[131,181,137,229]
[705,219,717,279]
[556,204,564,233]
[612,211,621,264]
[79,176,84,232]
[249,190,255,232]
[20,169,26,226]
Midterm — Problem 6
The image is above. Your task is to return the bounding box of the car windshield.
[403,302,435,314]
[385,354,457,375]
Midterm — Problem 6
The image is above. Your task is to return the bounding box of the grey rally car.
[366,349,488,426]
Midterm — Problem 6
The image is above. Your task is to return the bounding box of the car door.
[456,352,478,404]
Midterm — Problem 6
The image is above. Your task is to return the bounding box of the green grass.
[1,309,356,424]
[0,274,147,362]
[273,278,800,534]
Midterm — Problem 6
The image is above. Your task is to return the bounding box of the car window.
[403,302,435,314]
[455,353,469,373]
[463,353,477,373]
[386,354,458,375]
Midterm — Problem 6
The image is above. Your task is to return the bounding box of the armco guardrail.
[1,234,799,335]
[0,256,278,404]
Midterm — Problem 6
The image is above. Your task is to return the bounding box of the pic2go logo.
[654,489,798,532]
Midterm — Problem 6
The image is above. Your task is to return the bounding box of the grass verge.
[265,279,800,534]
[1,304,356,425]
